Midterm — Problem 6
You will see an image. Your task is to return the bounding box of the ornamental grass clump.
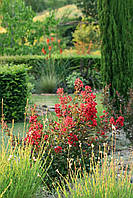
[35,37,64,93]
[56,144,133,198]
[24,78,124,186]
[0,114,50,198]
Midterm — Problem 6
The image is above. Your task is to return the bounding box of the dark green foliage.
[76,0,98,20]
[59,18,81,47]
[24,0,46,12]
[0,64,29,121]
[98,0,133,110]
[24,0,77,12]
[0,55,101,89]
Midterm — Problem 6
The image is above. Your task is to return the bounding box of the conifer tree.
[98,0,133,110]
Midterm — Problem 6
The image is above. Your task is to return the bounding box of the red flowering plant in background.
[24,79,124,182]
[41,37,63,57]
[40,37,63,93]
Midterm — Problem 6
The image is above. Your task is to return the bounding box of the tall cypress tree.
[98,0,133,111]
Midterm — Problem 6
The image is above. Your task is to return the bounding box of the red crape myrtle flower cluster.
[24,114,43,149]
[24,79,124,182]
[46,78,124,153]
[24,106,48,151]
[98,110,124,136]
[25,79,124,156]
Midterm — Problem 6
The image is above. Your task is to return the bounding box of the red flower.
[109,117,116,125]
[54,146,62,153]
[74,78,83,91]
[46,38,49,44]
[62,128,67,132]
[116,116,124,127]
[42,48,46,55]
[49,46,52,51]
[60,48,63,54]
[101,132,105,136]
[85,85,92,92]
[55,104,61,117]
[44,135,48,140]
[64,116,74,128]
[51,37,54,41]
[29,115,37,123]
[57,88,64,96]
[58,39,61,44]
[68,133,78,146]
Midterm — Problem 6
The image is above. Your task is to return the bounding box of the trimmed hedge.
[0,64,29,121]
[0,54,101,80]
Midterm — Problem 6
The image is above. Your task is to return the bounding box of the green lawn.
[31,94,59,106]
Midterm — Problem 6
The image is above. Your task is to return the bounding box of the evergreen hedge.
[0,55,101,80]
[0,64,29,121]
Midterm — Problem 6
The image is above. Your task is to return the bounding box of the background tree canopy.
[24,0,77,12]
[76,0,98,20]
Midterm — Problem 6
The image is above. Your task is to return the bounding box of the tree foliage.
[24,0,46,12]
[0,0,35,55]
[24,0,77,12]
[76,0,98,20]
[98,0,133,110]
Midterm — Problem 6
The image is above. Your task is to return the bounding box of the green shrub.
[24,0,46,12]
[0,64,30,121]
[72,21,101,52]
[0,55,101,87]
[0,54,102,93]
[66,71,87,92]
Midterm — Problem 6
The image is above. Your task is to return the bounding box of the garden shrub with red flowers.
[25,78,124,184]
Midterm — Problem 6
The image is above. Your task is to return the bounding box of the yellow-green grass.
[0,129,49,198]
[56,145,133,198]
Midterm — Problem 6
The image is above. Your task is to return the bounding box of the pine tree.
[98,0,133,111]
